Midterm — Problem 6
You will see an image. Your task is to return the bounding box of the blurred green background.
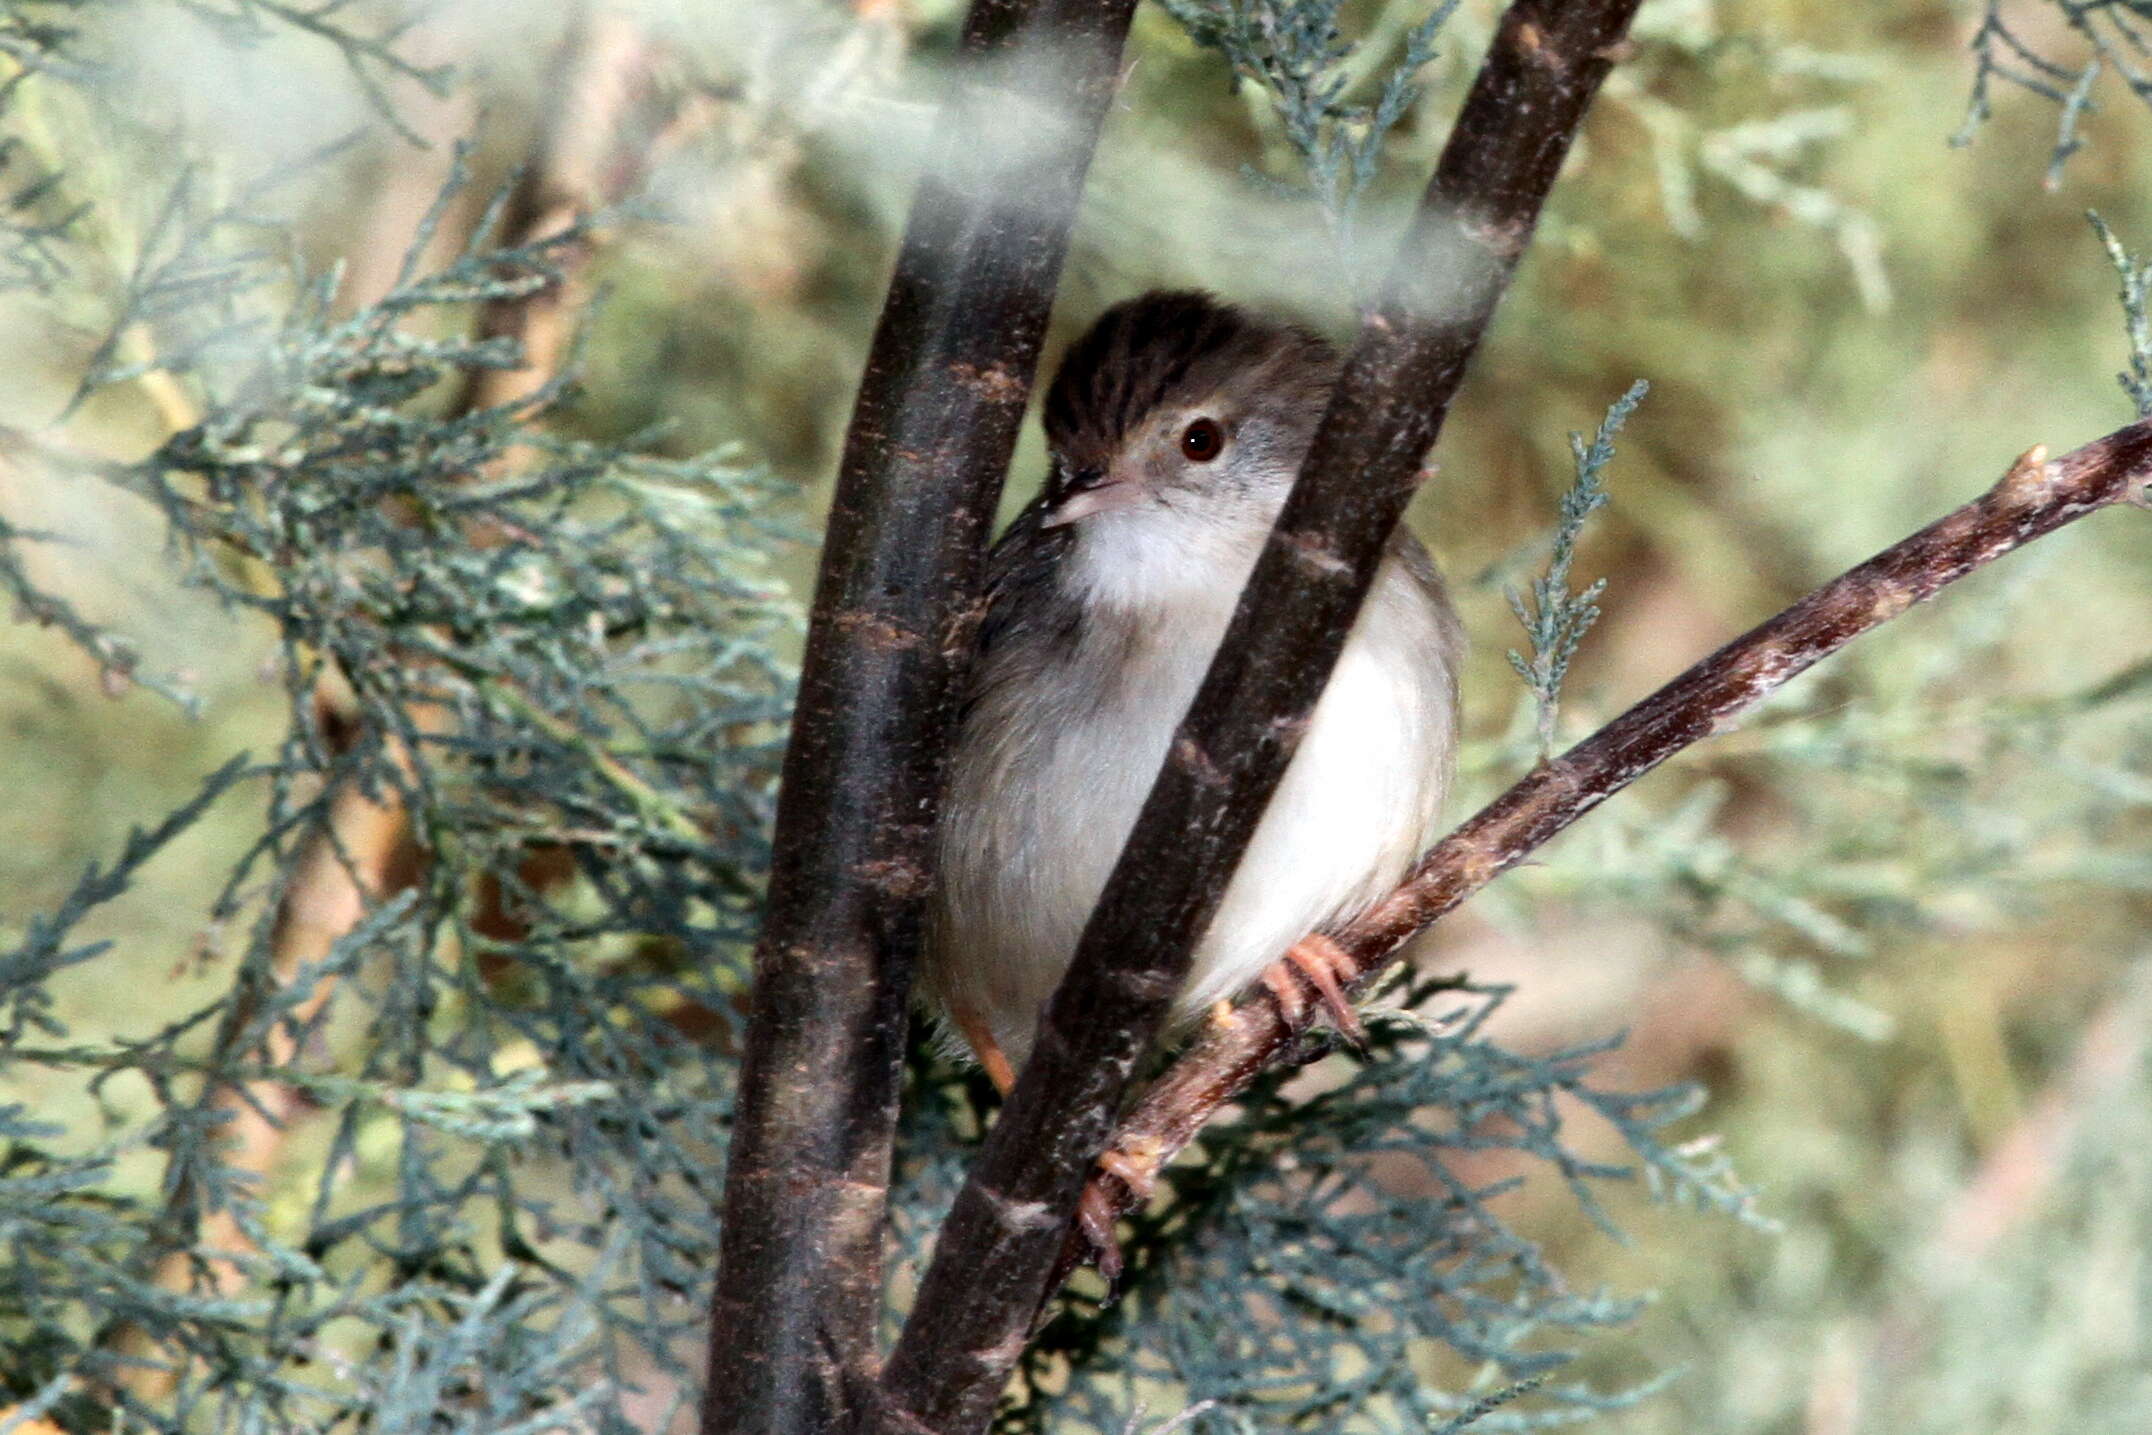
[2,0,2149,1429]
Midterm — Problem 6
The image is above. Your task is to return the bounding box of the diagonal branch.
[1070,424,2152,1276]
[699,1,1140,1431]
[877,3,1644,1429]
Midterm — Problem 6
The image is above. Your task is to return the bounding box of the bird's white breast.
[928,510,1457,1069]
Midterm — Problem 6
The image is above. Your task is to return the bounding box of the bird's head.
[1038,291,1339,535]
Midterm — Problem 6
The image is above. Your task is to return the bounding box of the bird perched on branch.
[924,290,1463,1094]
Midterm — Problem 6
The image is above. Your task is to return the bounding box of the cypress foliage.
[1,3,2146,1432]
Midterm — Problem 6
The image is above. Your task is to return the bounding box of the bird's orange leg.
[949,1000,1017,1095]
[1260,933,1366,1044]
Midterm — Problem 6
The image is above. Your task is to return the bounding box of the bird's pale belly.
[934,637,1438,1068]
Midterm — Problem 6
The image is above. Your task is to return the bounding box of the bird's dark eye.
[1180,417,1224,462]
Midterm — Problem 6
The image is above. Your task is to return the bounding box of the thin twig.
[699,1,1141,1431]
[1070,426,2152,1283]
[876,4,1645,1430]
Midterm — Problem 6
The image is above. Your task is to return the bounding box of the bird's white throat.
[1061,495,1275,621]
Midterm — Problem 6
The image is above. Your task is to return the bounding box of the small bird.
[924,291,1463,1093]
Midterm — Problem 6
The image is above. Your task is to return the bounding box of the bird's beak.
[1041,467,1142,528]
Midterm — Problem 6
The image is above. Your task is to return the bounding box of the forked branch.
[878,2,1646,1430]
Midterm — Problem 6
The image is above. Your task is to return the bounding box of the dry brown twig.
[1063,429,2152,1280]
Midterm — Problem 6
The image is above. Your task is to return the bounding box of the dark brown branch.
[1068,425,2152,1278]
[875,4,1644,1429]
[699,2,1139,1432]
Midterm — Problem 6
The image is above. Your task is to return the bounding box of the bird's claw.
[1074,1143,1163,1289]
[1262,933,1366,1044]
[1075,1180,1125,1285]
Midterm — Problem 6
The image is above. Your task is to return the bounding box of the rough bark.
[699,2,1140,1431]
[876,4,1646,1430]
[1066,425,2152,1276]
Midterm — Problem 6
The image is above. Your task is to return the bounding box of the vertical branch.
[877,3,1643,1429]
[698,1,1139,1431]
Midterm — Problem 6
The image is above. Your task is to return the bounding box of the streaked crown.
[1041,291,1336,476]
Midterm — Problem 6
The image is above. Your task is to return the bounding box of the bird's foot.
[1074,1185,1124,1285]
[1074,1139,1164,1287]
[1259,933,1366,1045]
